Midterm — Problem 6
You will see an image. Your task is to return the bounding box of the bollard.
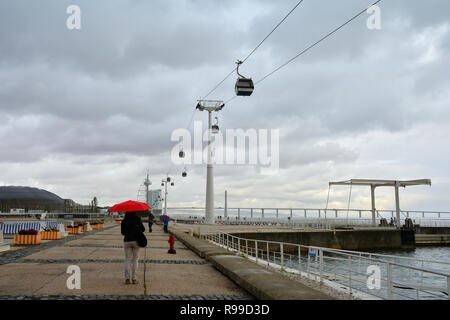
[168,234,177,254]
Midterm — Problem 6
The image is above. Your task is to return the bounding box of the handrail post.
[307,249,310,273]
[238,238,241,254]
[238,208,240,220]
[227,234,229,250]
[267,241,270,266]
[387,263,393,300]
[246,239,248,255]
[280,243,284,269]
[276,209,279,219]
[298,246,301,274]
[232,236,234,251]
[447,276,450,300]
[319,248,323,282]
[255,241,258,263]
[250,208,253,219]
[348,256,352,295]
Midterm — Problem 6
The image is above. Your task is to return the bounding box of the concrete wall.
[414,227,450,235]
[230,230,415,252]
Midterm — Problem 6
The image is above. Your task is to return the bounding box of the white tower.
[143,172,152,206]
[196,100,224,224]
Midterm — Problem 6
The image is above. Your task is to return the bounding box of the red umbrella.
[109,200,151,212]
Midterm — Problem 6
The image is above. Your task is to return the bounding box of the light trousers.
[124,241,140,280]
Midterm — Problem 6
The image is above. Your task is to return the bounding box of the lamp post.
[161,175,174,216]
[196,100,224,224]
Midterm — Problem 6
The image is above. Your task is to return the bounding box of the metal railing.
[201,231,450,300]
[167,207,450,227]
[0,212,106,220]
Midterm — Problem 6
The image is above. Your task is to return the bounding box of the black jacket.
[121,217,145,242]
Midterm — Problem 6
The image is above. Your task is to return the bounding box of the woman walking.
[121,211,145,284]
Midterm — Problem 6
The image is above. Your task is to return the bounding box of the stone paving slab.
[0,262,248,296]
[145,239,186,247]
[23,246,99,260]
[83,247,203,261]
[0,262,68,295]
[17,259,206,264]
[0,294,250,300]
[0,223,252,299]
[65,239,124,246]
[142,264,249,296]
[0,225,119,265]
[62,244,190,250]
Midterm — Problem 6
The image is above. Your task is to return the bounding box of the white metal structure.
[137,172,152,205]
[196,100,225,224]
[328,179,432,228]
[143,173,152,205]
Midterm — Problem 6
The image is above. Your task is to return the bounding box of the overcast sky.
[0,0,449,214]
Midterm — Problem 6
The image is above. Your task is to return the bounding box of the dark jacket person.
[148,211,155,233]
[121,211,145,284]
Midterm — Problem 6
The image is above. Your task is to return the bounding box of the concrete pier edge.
[170,228,334,300]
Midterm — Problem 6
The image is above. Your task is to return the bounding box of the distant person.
[121,211,145,284]
[390,217,394,226]
[393,217,397,225]
[148,211,155,233]
[160,214,170,233]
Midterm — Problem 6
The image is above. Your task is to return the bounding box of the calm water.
[280,246,450,300]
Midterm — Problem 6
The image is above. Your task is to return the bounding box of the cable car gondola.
[211,116,219,134]
[182,167,187,177]
[179,149,185,158]
[235,60,254,96]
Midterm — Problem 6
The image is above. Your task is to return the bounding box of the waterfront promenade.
[0,223,251,300]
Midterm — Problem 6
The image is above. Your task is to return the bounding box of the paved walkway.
[0,223,251,300]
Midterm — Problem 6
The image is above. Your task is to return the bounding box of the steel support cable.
[240,0,305,64]
[169,0,379,176]
[223,0,383,105]
[166,1,307,176]
[202,0,306,100]
[255,0,382,85]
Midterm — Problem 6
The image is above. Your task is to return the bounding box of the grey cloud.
[0,0,449,210]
